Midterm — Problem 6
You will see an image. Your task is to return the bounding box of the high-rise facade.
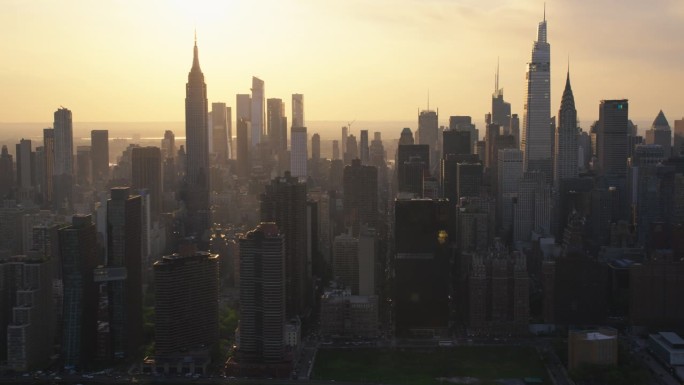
[521,14,552,181]
[15,139,33,191]
[106,187,142,359]
[236,118,250,177]
[292,94,304,128]
[343,159,378,236]
[394,199,451,337]
[645,110,672,159]
[238,223,285,363]
[53,108,73,210]
[91,130,109,184]
[359,130,370,164]
[251,77,265,147]
[4,255,54,371]
[492,63,512,132]
[75,146,91,187]
[290,126,307,178]
[0,146,13,199]
[554,71,578,186]
[184,38,210,235]
[42,129,54,204]
[131,147,162,218]
[154,251,219,356]
[333,233,359,294]
[267,98,284,151]
[674,118,684,157]
[597,100,629,178]
[59,215,98,369]
[260,173,309,317]
[211,102,229,163]
[53,108,73,177]
[498,149,523,238]
[418,110,439,174]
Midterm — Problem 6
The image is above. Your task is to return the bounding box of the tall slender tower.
[251,77,265,147]
[53,108,73,210]
[521,10,552,182]
[184,35,210,235]
[554,70,578,186]
[292,94,304,128]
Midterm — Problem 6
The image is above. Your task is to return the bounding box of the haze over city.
[2,0,684,131]
[2,1,684,384]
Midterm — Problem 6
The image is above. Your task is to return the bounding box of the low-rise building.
[320,289,378,339]
[649,332,684,367]
[568,328,618,371]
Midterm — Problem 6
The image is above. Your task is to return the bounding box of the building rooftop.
[659,332,684,348]
[585,332,616,341]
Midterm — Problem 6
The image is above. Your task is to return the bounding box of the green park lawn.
[312,346,549,385]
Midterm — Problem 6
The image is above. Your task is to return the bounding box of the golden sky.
[1,0,683,128]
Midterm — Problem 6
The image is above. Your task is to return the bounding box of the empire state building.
[185,36,210,236]
[521,12,552,182]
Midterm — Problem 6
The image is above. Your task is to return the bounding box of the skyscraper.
[154,251,218,357]
[211,102,229,163]
[161,130,175,160]
[15,139,33,191]
[394,199,451,337]
[106,187,142,359]
[131,147,162,218]
[418,110,439,174]
[359,130,370,164]
[91,130,109,184]
[251,77,265,147]
[341,126,348,158]
[53,108,73,210]
[674,118,684,157]
[292,94,304,128]
[236,118,250,177]
[238,223,285,363]
[53,107,73,177]
[498,149,523,239]
[492,62,512,132]
[521,12,552,181]
[4,255,53,371]
[645,110,672,159]
[343,159,378,236]
[290,126,307,178]
[267,98,284,151]
[554,71,578,186]
[260,173,309,317]
[59,215,98,369]
[42,129,54,204]
[333,233,359,294]
[184,37,210,235]
[597,100,629,178]
[75,146,91,187]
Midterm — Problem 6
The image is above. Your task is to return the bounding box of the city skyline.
[1,0,683,127]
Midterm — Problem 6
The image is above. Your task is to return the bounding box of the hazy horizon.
[2,0,683,126]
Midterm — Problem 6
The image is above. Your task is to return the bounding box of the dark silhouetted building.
[91,130,109,184]
[184,37,210,236]
[132,147,162,219]
[343,159,378,235]
[238,223,285,363]
[261,173,309,317]
[467,243,529,336]
[394,199,452,337]
[107,187,142,359]
[59,215,98,369]
[154,251,218,357]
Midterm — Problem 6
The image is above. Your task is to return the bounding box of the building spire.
[192,31,200,71]
[544,2,546,22]
[495,57,500,93]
